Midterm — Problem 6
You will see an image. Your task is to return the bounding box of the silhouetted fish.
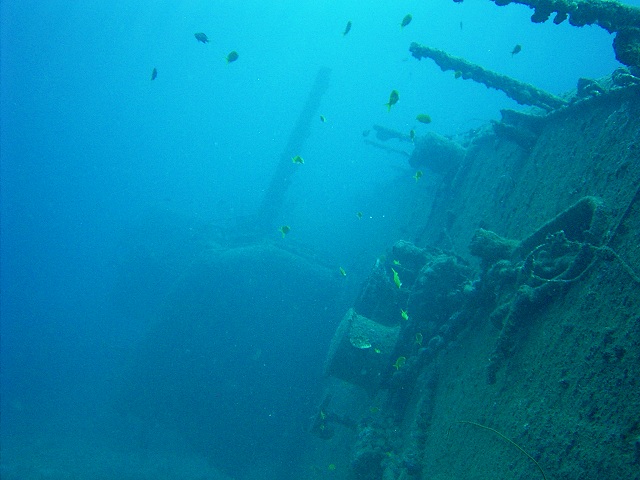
[194,32,209,44]
[151,67,157,80]
[226,51,239,63]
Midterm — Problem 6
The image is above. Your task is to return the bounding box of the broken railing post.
[410,43,567,111]
[256,67,332,235]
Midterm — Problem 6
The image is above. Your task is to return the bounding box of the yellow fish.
[385,89,399,111]
[279,225,291,238]
[391,268,402,288]
[413,170,423,182]
[356,211,363,219]
[319,115,326,123]
[416,114,431,124]
[401,309,409,321]
[415,332,423,345]
[292,155,304,164]
[393,356,406,370]
[401,14,413,28]
[339,266,347,277]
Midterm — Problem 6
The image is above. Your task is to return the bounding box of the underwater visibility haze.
[2,0,640,479]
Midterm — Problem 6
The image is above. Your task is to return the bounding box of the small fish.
[369,406,380,414]
[393,259,401,265]
[401,309,409,321]
[194,32,209,44]
[409,129,416,142]
[292,155,304,164]
[385,89,399,111]
[374,348,381,354]
[416,114,431,124]
[511,44,522,56]
[413,170,423,182]
[226,50,239,63]
[362,129,370,137]
[279,225,291,238]
[454,70,462,79]
[339,267,347,277]
[415,333,423,346]
[343,20,352,36]
[401,14,413,28]
[328,464,336,471]
[151,67,157,81]
[393,356,406,370]
[319,115,326,123]
[391,268,402,288]
[356,211,363,219]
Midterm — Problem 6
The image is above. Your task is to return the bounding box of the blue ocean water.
[1,1,638,479]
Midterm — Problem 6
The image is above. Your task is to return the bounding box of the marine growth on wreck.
[3,1,640,480]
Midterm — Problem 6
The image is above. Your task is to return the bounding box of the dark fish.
[226,51,239,63]
[151,67,157,81]
[343,20,352,36]
[194,32,209,44]
[401,14,412,28]
[511,44,522,56]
